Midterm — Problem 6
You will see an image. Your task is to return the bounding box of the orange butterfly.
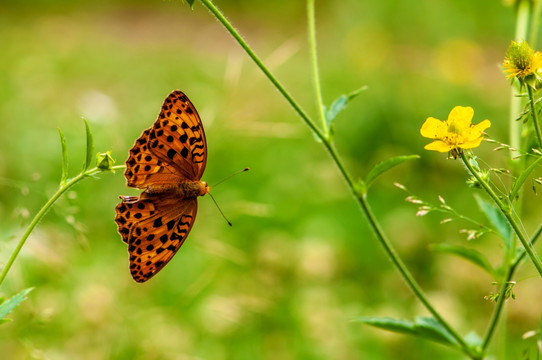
[115,90,209,282]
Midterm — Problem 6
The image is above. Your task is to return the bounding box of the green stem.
[481,268,514,352]
[527,85,542,148]
[513,222,542,268]
[307,0,328,137]
[510,1,530,157]
[198,0,323,141]
[0,165,124,287]
[529,0,541,47]
[461,153,542,276]
[198,1,479,357]
[482,220,542,352]
[322,142,478,358]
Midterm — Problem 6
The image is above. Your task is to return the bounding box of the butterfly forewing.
[148,90,207,181]
[124,129,182,189]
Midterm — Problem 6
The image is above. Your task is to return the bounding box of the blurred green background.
[1,0,541,359]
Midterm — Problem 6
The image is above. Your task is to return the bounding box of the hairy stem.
[0,165,124,287]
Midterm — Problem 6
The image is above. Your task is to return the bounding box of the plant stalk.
[0,165,124,287]
[527,85,542,148]
[461,153,542,276]
[307,0,328,137]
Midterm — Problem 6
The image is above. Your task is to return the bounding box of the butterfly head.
[200,181,210,196]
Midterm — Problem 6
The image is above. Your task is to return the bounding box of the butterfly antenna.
[208,193,232,226]
[212,167,250,188]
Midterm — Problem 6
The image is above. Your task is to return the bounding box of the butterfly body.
[115,90,208,283]
[144,180,210,198]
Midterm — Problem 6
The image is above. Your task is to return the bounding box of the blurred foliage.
[0,0,540,359]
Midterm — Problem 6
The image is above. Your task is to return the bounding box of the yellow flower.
[420,106,491,157]
[503,40,542,85]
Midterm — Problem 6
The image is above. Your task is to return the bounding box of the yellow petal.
[447,106,474,129]
[465,119,491,142]
[472,119,491,133]
[424,140,454,153]
[459,136,484,149]
[421,117,447,139]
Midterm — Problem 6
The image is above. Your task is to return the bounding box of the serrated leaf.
[431,243,497,278]
[365,155,420,189]
[510,155,542,201]
[0,288,33,323]
[325,86,367,129]
[58,128,68,186]
[474,194,512,250]
[355,316,459,348]
[83,118,94,172]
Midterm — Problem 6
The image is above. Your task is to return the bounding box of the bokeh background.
[1,0,540,359]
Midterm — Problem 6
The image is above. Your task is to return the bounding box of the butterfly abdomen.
[144,180,209,199]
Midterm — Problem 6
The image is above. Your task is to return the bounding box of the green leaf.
[431,243,497,278]
[474,194,512,250]
[414,317,458,346]
[325,86,367,129]
[0,288,33,324]
[58,128,68,186]
[354,316,416,335]
[355,316,459,348]
[510,155,542,201]
[83,118,94,172]
[185,0,195,8]
[365,155,420,189]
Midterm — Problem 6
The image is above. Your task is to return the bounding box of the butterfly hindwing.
[115,192,198,283]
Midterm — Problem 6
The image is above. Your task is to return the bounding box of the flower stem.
[0,165,124,287]
[198,1,479,357]
[461,152,542,276]
[307,0,328,138]
[527,85,542,148]
[481,219,542,351]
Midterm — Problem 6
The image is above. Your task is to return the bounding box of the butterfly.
[115,90,209,282]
